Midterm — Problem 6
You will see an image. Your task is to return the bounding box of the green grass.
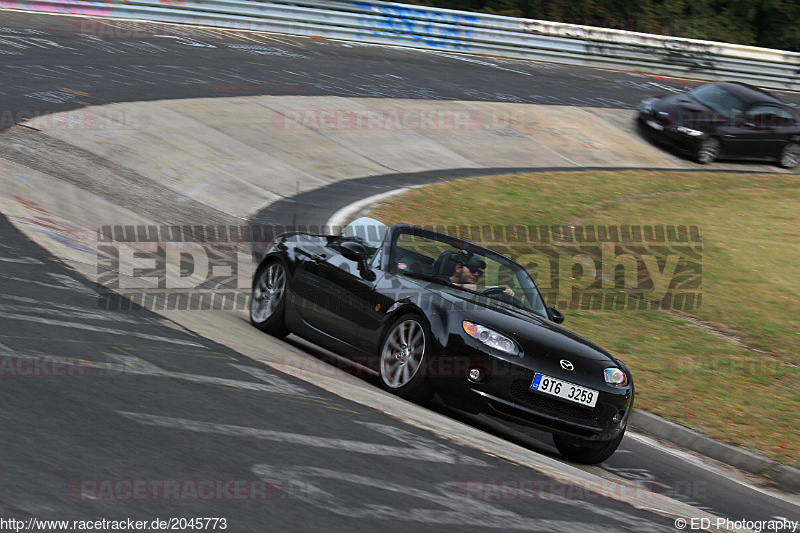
[368,170,800,468]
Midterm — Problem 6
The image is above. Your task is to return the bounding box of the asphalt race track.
[2,12,797,123]
[1,9,798,532]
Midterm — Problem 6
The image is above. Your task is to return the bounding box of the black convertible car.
[638,81,800,168]
[250,218,634,464]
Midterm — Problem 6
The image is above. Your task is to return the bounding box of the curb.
[326,186,417,230]
[773,465,800,493]
[630,410,800,493]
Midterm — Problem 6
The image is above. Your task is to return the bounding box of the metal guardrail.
[3,0,799,91]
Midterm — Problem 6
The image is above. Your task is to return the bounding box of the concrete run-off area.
[4,96,793,223]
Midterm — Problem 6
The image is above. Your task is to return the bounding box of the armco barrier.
[1,0,799,91]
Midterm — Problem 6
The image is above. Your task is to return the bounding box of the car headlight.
[462,321,520,356]
[638,99,654,114]
[604,367,628,387]
[676,126,704,136]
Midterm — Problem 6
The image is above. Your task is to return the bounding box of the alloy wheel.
[779,143,800,169]
[250,262,286,323]
[696,138,720,164]
[380,319,426,389]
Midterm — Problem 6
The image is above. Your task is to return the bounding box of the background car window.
[744,106,794,129]
[774,107,796,127]
[689,85,746,115]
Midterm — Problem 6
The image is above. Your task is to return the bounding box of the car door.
[286,234,332,331]
[292,237,382,348]
[733,105,784,159]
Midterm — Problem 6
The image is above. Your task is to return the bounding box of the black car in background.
[250,218,634,464]
[638,81,800,168]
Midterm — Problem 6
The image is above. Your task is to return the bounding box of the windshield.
[391,228,548,316]
[689,84,746,116]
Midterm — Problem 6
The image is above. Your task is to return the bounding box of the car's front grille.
[509,378,602,421]
[487,401,597,437]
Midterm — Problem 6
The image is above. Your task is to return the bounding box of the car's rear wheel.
[379,314,433,403]
[250,260,290,338]
[778,143,800,169]
[552,427,626,465]
[695,137,720,164]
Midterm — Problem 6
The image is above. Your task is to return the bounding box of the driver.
[449,252,514,296]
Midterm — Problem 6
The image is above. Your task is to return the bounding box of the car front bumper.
[430,349,633,443]
[637,112,706,155]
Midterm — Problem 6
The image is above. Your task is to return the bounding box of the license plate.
[646,119,664,131]
[530,373,598,408]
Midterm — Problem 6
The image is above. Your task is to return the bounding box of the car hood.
[408,278,615,364]
[652,93,705,112]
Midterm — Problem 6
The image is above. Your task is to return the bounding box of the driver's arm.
[495,285,515,297]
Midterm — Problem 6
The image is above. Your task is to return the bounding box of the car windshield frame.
[384,225,549,317]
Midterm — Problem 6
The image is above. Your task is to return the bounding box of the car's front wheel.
[250,260,290,338]
[695,137,720,164]
[778,143,800,169]
[379,314,433,404]
[552,428,626,465]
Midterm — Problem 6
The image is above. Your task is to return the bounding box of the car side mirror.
[340,241,376,281]
[340,241,367,262]
[547,307,565,324]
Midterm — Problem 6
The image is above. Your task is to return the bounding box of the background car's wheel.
[250,260,290,338]
[379,314,433,404]
[778,143,800,169]
[552,428,626,465]
[695,137,720,164]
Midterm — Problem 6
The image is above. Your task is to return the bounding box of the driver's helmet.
[341,217,388,248]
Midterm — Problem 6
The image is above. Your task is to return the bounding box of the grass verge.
[367,170,800,468]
